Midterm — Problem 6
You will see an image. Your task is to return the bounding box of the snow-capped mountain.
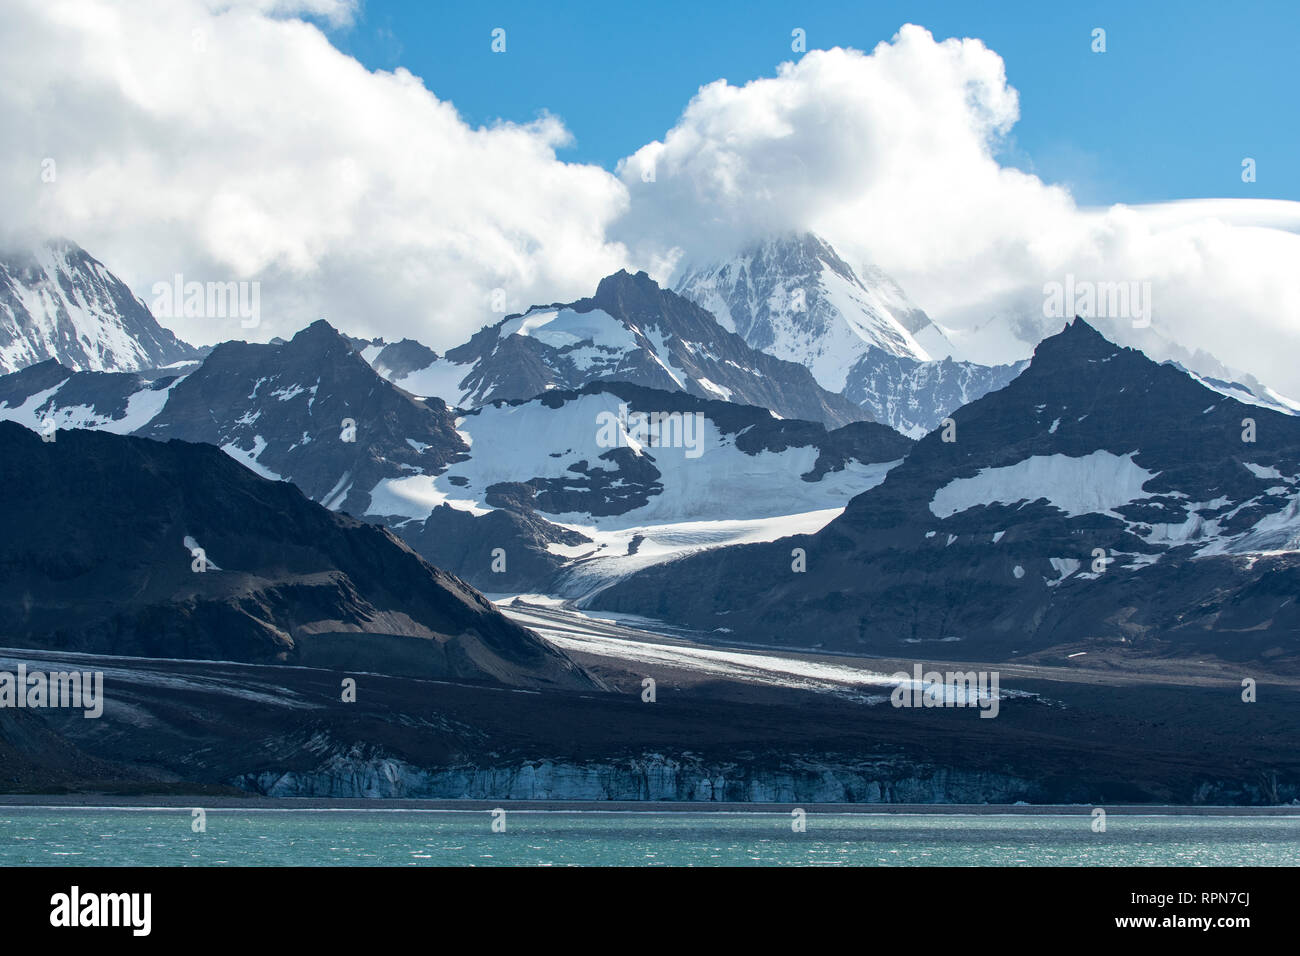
[364,269,871,429]
[0,320,469,516]
[0,319,911,595]
[843,348,1028,438]
[933,295,1300,419]
[672,233,1030,435]
[594,319,1300,668]
[399,382,912,596]
[673,233,940,388]
[0,239,198,373]
[1179,365,1300,417]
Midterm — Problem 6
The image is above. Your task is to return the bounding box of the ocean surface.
[2,809,1298,865]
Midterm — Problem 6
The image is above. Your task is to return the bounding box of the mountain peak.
[740,231,856,283]
[399,265,871,427]
[293,317,342,338]
[0,239,198,374]
[593,268,657,296]
[1031,316,1126,365]
[672,231,940,389]
[43,236,87,257]
[287,318,351,353]
[1064,315,1105,336]
[583,269,680,319]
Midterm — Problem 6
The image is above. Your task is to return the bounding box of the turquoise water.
[2,809,1297,866]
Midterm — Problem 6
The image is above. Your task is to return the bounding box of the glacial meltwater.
[2,808,1298,865]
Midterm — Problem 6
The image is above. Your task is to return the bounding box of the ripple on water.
[1,810,1297,866]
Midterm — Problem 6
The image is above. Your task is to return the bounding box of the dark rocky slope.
[0,421,595,690]
[592,320,1300,669]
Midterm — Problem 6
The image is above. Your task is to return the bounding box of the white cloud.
[615,26,1300,394]
[2,8,1298,395]
[212,0,360,29]
[617,26,1034,263]
[0,0,631,349]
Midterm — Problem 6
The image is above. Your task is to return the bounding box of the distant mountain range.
[8,235,1285,440]
[0,317,910,596]
[671,233,1033,436]
[592,319,1300,670]
[2,236,1299,803]
[3,237,1298,673]
[365,268,869,429]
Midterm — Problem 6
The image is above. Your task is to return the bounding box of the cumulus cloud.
[1,8,1297,394]
[615,26,1300,394]
[0,0,631,348]
[616,26,1035,264]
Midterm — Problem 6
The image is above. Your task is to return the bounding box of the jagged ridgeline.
[593,320,1300,669]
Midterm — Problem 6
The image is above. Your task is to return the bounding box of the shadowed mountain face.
[138,319,470,516]
[591,320,1300,670]
[0,421,597,690]
[0,323,471,525]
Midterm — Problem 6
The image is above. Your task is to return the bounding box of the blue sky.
[335,0,1298,206]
